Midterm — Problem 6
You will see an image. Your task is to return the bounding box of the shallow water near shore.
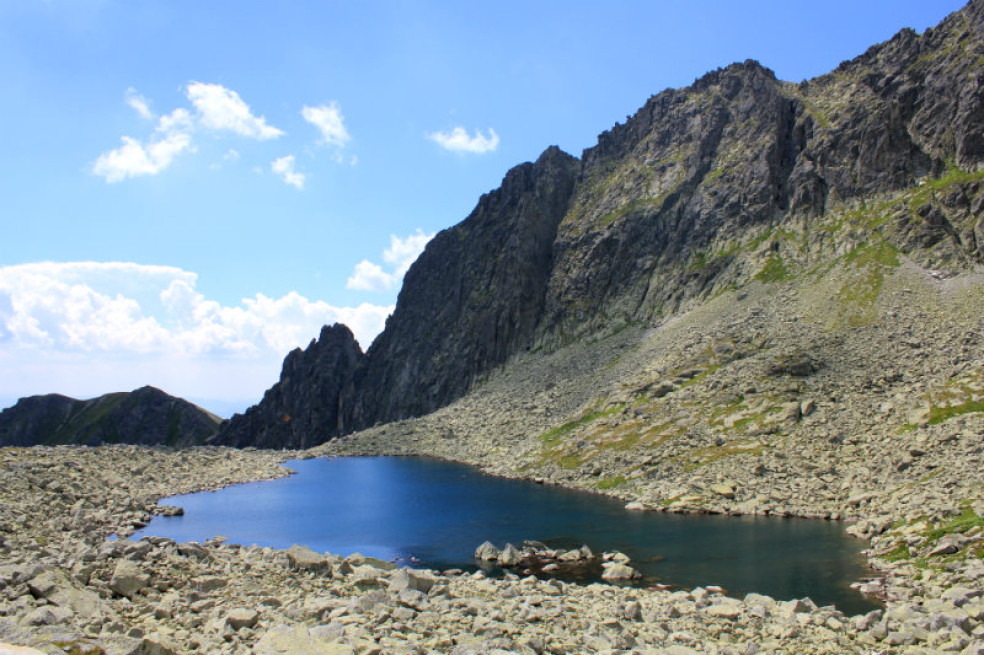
[132,455,879,614]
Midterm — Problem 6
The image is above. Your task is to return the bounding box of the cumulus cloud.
[302,102,350,148]
[91,108,195,182]
[346,260,393,293]
[186,82,284,140]
[271,155,305,189]
[0,262,392,411]
[93,82,287,182]
[347,229,434,292]
[427,126,499,154]
[125,87,153,119]
[384,229,434,277]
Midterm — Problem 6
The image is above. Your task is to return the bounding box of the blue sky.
[0,0,965,416]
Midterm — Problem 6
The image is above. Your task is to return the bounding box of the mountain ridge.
[216,0,984,449]
[0,386,221,447]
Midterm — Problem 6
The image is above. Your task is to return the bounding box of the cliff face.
[349,146,580,426]
[214,324,363,449]
[0,386,220,447]
[217,0,984,449]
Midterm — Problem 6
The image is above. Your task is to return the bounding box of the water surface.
[133,456,877,614]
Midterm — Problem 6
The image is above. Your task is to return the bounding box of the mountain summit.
[217,1,984,449]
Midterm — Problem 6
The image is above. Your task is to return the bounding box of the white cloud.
[427,126,500,154]
[186,82,284,140]
[93,83,301,182]
[91,108,195,182]
[302,102,350,148]
[125,87,153,119]
[271,155,305,189]
[0,262,393,410]
[347,229,434,292]
[384,229,434,277]
[346,260,394,292]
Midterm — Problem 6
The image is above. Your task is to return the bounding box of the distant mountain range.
[0,386,220,447]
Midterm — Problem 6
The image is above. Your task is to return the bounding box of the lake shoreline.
[0,443,968,654]
[130,455,876,614]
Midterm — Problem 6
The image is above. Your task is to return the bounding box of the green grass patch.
[689,250,708,272]
[924,505,984,544]
[678,441,767,472]
[597,475,627,490]
[910,164,984,209]
[704,167,725,183]
[538,408,615,447]
[556,453,585,470]
[843,239,899,268]
[536,405,625,469]
[928,399,984,425]
[881,542,911,562]
[754,256,789,283]
[834,240,900,325]
[676,365,721,390]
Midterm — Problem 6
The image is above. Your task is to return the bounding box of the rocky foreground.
[0,446,894,655]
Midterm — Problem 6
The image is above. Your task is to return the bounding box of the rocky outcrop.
[215,324,363,449]
[0,386,220,447]
[220,0,984,449]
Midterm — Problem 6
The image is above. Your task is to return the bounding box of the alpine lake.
[131,456,880,615]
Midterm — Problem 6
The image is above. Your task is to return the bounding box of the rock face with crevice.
[218,0,984,449]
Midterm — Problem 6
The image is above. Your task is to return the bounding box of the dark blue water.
[132,456,878,614]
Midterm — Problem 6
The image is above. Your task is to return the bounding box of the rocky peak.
[217,323,363,449]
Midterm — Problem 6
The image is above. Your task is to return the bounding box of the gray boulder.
[498,543,522,566]
[225,608,259,630]
[286,544,333,575]
[254,624,356,655]
[601,563,641,581]
[27,568,112,621]
[474,541,501,561]
[109,560,150,598]
[388,568,437,594]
